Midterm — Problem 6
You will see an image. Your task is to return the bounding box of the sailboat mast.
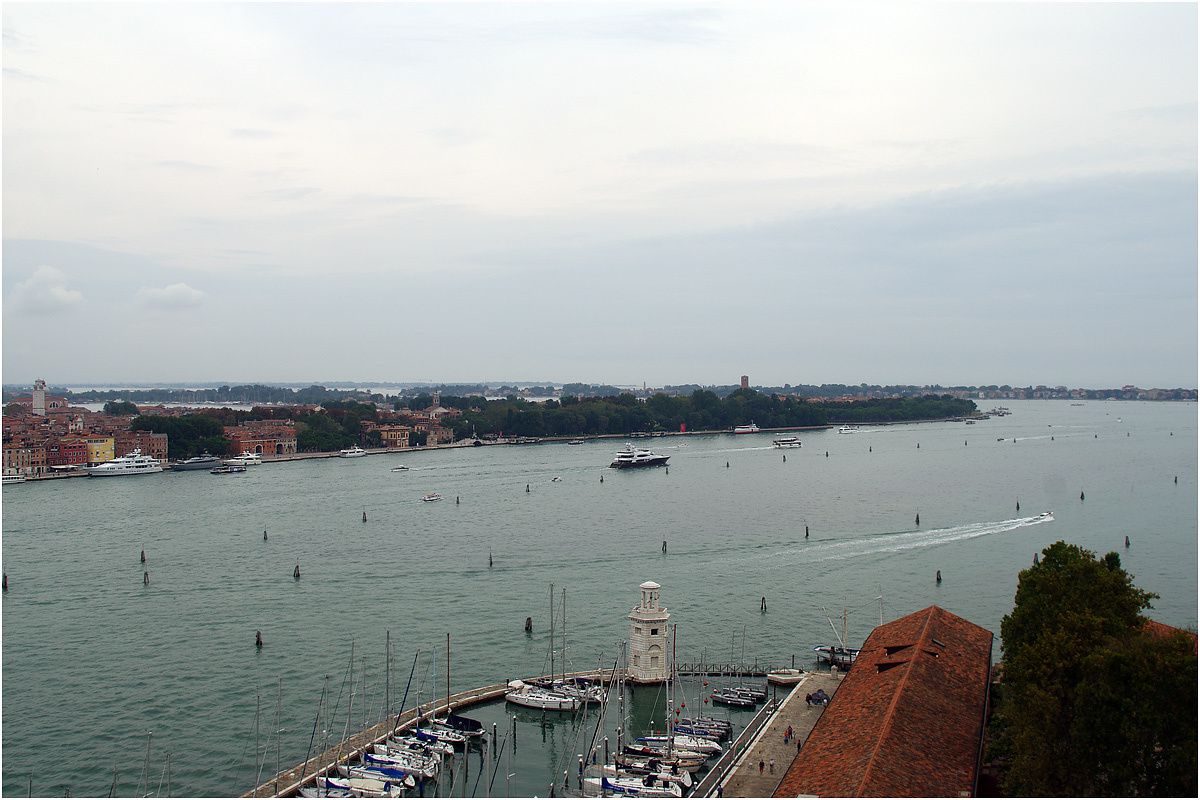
[561,588,567,682]
[842,608,849,652]
[549,583,555,680]
[446,633,451,719]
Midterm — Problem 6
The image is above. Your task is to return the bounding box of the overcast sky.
[3,2,1196,388]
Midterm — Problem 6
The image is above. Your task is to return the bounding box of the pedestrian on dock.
[769,758,775,774]
[716,784,724,798]
[759,758,765,775]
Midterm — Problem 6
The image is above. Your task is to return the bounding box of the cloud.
[136,282,206,309]
[230,128,277,139]
[153,160,216,171]
[8,266,84,314]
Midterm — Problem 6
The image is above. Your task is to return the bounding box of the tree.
[992,541,1196,796]
[103,400,139,415]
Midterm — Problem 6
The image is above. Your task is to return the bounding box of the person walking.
[769,758,776,774]
[759,758,765,775]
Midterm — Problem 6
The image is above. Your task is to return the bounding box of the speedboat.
[767,668,806,685]
[813,645,860,668]
[733,423,760,434]
[225,451,262,466]
[772,436,802,448]
[172,453,222,471]
[1039,511,1053,518]
[610,443,669,469]
[390,465,409,471]
[837,425,859,434]
[87,449,163,477]
[567,439,585,445]
[338,445,367,458]
[421,493,442,502]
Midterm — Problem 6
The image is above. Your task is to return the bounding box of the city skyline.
[3,2,1196,387]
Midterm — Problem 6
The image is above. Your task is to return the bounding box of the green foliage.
[131,414,231,460]
[102,400,139,415]
[409,430,429,447]
[292,401,379,451]
[992,541,1196,796]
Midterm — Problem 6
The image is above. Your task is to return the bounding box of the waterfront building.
[3,444,47,477]
[114,431,169,464]
[627,580,670,683]
[774,605,993,797]
[223,420,298,457]
[373,424,412,448]
[46,438,90,468]
[84,436,116,466]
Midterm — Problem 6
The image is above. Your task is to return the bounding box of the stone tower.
[627,580,670,683]
[32,378,47,416]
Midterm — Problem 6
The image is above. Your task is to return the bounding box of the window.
[650,628,658,636]
[634,627,642,634]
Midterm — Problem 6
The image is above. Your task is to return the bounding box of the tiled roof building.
[774,606,993,798]
[1142,618,1198,654]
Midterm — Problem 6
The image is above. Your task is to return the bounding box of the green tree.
[992,541,1196,796]
[103,400,139,415]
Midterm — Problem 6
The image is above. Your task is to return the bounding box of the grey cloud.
[7,266,84,314]
[136,283,205,309]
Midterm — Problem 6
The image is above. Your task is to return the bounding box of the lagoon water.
[2,400,1195,796]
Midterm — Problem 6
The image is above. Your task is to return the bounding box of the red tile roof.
[1142,618,1198,654]
[774,606,993,798]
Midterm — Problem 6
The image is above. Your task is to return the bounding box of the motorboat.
[837,425,859,434]
[2,474,27,485]
[567,439,585,445]
[87,449,163,477]
[766,668,806,685]
[225,451,262,466]
[504,680,580,711]
[772,436,802,448]
[210,464,247,474]
[730,685,767,702]
[390,465,409,471]
[421,493,442,502]
[1039,511,1053,518]
[609,443,670,469]
[172,453,222,471]
[338,445,367,458]
[813,645,860,668]
[733,423,760,434]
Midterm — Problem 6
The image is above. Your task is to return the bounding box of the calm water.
[2,400,1195,796]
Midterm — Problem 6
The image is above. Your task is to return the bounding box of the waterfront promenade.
[712,670,843,797]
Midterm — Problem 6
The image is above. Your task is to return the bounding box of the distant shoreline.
[18,414,975,481]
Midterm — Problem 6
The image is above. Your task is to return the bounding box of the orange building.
[224,421,297,457]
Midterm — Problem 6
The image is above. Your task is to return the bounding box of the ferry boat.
[732,423,760,434]
[837,425,859,434]
[225,451,262,466]
[609,443,670,469]
[172,453,222,471]
[87,449,163,477]
[2,474,27,485]
[338,445,367,458]
[421,493,442,502]
[210,464,247,474]
[772,436,802,448]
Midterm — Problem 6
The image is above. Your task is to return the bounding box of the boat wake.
[783,513,1055,565]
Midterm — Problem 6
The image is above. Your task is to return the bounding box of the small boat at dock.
[338,445,367,458]
[767,667,806,685]
[733,423,760,434]
[504,680,581,710]
[224,451,262,466]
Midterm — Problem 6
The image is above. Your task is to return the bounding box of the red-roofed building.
[774,606,993,798]
[1142,618,1198,654]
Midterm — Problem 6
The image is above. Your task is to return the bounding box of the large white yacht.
[87,449,164,477]
[338,445,367,458]
[225,451,263,466]
[609,443,670,469]
[837,425,859,434]
[732,423,760,434]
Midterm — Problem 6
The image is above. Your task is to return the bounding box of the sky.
[2,1,1196,388]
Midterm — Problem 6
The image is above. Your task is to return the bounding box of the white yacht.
[87,449,163,477]
[837,425,859,434]
[609,443,670,469]
[503,680,580,711]
[772,436,802,448]
[225,451,262,466]
[338,445,367,458]
[733,423,760,434]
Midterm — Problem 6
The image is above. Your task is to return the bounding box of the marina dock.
[701,670,842,797]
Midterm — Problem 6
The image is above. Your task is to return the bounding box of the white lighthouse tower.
[627,580,670,684]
